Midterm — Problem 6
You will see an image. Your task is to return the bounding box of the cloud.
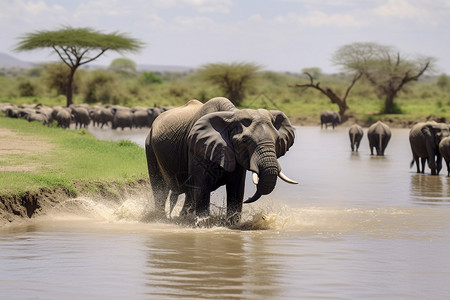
[373,0,422,19]
[274,10,363,27]
[182,0,232,13]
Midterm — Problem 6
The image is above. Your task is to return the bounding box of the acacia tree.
[290,71,362,120]
[332,42,435,114]
[197,62,261,106]
[15,26,143,107]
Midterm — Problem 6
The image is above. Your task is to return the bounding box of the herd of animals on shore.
[1,102,450,178]
[1,98,450,223]
[0,102,173,130]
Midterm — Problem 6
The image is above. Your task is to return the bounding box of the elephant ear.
[421,124,435,144]
[188,111,236,172]
[270,110,295,158]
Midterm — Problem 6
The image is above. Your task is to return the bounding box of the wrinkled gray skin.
[410,122,450,175]
[133,107,163,128]
[145,97,297,224]
[71,106,90,129]
[56,109,71,129]
[367,121,391,156]
[439,137,450,176]
[320,110,341,129]
[349,124,364,152]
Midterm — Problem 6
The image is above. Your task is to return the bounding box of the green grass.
[0,117,148,196]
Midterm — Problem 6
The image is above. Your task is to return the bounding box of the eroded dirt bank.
[0,179,150,226]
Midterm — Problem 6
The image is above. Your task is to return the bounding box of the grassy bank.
[0,117,148,197]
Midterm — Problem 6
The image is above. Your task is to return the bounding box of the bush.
[17,80,36,97]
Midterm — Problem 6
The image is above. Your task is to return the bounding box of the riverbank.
[0,117,150,225]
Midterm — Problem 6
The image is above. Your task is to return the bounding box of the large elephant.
[367,121,391,156]
[55,108,71,129]
[410,121,450,175]
[439,137,450,176]
[348,124,364,152]
[320,110,341,129]
[145,97,297,224]
[133,107,163,128]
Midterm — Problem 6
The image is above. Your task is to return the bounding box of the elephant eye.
[242,118,252,127]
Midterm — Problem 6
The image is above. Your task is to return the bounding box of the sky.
[1,0,449,74]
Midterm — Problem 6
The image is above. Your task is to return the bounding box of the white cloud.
[373,0,422,19]
[274,10,363,27]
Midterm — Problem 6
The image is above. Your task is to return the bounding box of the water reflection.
[144,233,281,299]
[410,174,450,204]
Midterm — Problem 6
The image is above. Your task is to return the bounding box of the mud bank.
[0,178,150,226]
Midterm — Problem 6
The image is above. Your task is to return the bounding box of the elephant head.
[188,108,297,204]
[422,122,450,148]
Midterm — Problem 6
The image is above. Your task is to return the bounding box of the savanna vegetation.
[1,58,449,126]
[0,116,148,197]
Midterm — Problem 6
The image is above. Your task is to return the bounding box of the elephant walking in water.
[320,110,341,129]
[349,124,364,152]
[439,137,450,176]
[367,121,391,156]
[410,121,450,175]
[145,97,298,224]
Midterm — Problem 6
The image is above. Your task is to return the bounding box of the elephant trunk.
[244,145,280,204]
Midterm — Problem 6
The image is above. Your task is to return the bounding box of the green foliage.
[109,58,137,75]
[0,117,147,195]
[197,62,261,105]
[82,70,126,104]
[43,62,81,96]
[140,72,163,84]
[17,79,36,97]
[301,67,322,80]
[437,74,449,91]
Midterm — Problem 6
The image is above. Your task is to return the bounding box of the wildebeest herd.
[0,102,173,130]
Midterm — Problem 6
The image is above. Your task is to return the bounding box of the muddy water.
[1,126,450,299]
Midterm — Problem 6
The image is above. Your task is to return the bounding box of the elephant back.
[409,122,433,157]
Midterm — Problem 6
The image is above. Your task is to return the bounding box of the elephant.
[349,124,364,152]
[90,107,114,128]
[133,107,163,129]
[367,121,391,156]
[320,110,341,129]
[112,107,133,130]
[145,97,298,224]
[56,108,71,129]
[26,111,48,125]
[410,121,450,175]
[439,137,450,176]
[70,106,90,129]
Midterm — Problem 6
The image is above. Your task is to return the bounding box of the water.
[1,126,450,299]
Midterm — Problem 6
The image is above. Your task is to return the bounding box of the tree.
[290,72,362,120]
[109,57,137,75]
[332,42,435,114]
[14,26,143,107]
[197,62,261,105]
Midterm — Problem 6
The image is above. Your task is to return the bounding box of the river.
[1,126,449,299]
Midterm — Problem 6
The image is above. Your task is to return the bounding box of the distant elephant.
[367,121,391,156]
[349,124,364,152]
[56,109,71,129]
[26,111,48,125]
[90,107,114,128]
[145,97,298,224]
[111,108,133,130]
[133,107,163,128]
[70,106,90,129]
[439,137,450,176]
[410,121,450,175]
[320,110,341,129]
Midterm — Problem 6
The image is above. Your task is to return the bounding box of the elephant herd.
[347,120,450,177]
[0,102,172,130]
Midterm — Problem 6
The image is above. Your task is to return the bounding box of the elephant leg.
[180,193,194,216]
[146,140,169,213]
[225,169,246,225]
[437,155,443,175]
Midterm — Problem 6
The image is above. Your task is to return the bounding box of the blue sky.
[1,0,449,74]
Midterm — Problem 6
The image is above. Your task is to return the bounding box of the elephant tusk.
[252,172,259,185]
[278,171,298,184]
